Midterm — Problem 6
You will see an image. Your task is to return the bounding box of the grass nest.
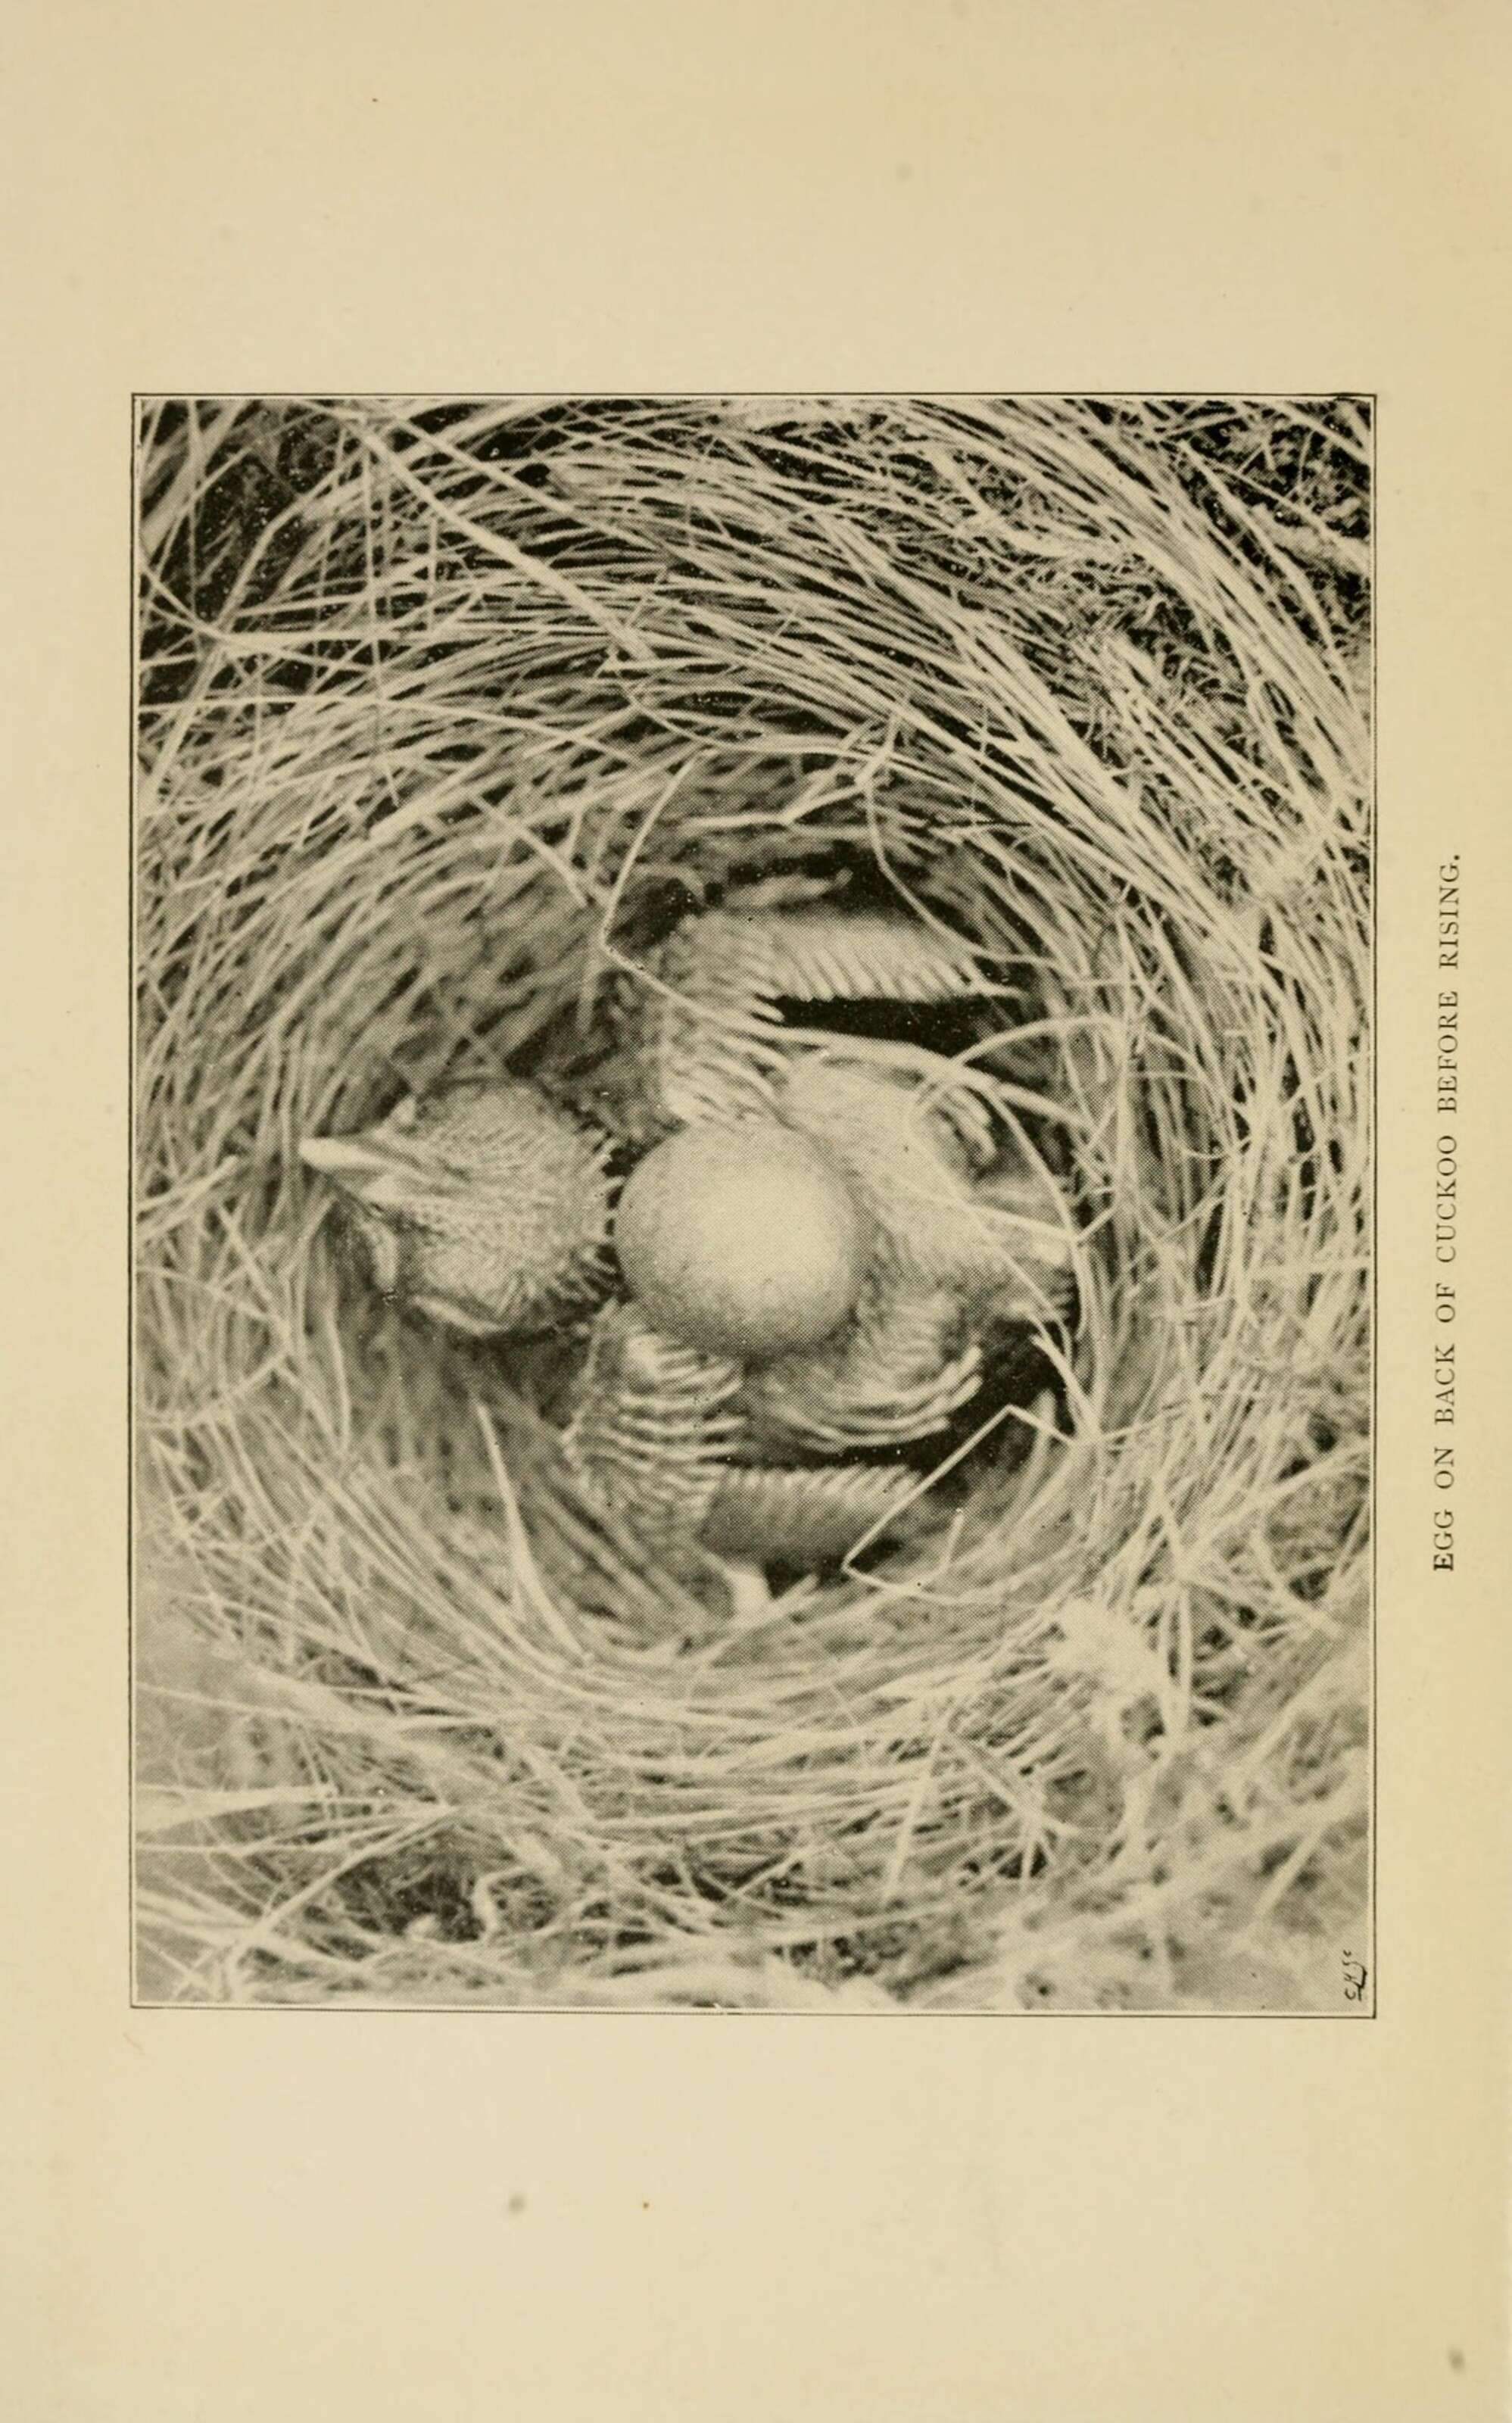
[134,395,1371,2010]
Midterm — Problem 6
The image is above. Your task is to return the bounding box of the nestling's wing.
[600,906,1002,1142]
[702,1462,921,1563]
[598,911,787,1140]
[743,1272,983,1454]
[561,1302,746,1543]
[747,908,1000,1006]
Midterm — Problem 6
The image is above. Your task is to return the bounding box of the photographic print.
[133,395,1372,2013]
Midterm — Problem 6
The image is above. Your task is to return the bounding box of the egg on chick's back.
[613,1120,869,1361]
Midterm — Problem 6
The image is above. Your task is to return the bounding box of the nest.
[135,396,1371,2010]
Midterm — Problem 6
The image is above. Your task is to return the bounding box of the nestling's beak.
[298,1131,426,1222]
[298,1132,397,1183]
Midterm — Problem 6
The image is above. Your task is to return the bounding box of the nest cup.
[136,397,1372,2010]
